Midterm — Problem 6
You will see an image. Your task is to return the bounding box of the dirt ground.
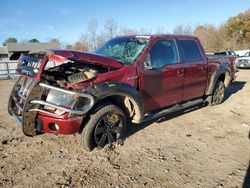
[0,70,249,188]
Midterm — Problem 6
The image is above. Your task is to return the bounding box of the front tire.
[80,104,126,151]
[211,80,225,105]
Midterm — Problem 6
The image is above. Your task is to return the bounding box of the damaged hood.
[48,50,124,69]
[16,50,124,81]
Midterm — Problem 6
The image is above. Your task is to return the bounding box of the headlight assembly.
[46,89,75,108]
[29,83,94,117]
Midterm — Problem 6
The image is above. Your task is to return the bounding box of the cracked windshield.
[95,37,149,65]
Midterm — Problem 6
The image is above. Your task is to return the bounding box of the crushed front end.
[8,77,94,136]
[7,51,104,136]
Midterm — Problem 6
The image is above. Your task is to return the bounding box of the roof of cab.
[115,34,198,40]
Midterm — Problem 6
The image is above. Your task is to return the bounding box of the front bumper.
[37,113,83,134]
[8,77,94,136]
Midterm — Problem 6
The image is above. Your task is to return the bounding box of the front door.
[139,39,185,112]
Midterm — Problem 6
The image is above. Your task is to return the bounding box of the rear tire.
[210,80,225,105]
[80,103,126,151]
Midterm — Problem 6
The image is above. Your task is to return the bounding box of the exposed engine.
[42,61,108,87]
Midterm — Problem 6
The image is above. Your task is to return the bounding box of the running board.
[142,98,204,123]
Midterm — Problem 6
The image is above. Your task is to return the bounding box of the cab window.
[179,40,202,62]
[145,40,179,69]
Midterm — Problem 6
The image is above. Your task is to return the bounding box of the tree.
[138,27,152,35]
[28,38,40,43]
[87,19,98,50]
[194,25,223,52]
[72,34,90,51]
[172,25,193,35]
[49,38,61,48]
[65,44,73,49]
[154,26,168,34]
[68,8,250,53]
[59,42,73,50]
[103,19,118,39]
[3,37,18,46]
[223,8,250,49]
[119,27,137,35]
[96,34,106,48]
[49,38,60,44]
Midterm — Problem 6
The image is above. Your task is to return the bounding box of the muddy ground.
[0,70,249,188]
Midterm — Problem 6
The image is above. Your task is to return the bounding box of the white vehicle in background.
[236,51,250,68]
[234,49,250,57]
[213,50,238,57]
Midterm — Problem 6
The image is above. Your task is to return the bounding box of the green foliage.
[28,39,40,43]
[193,8,250,52]
[3,37,18,46]
[3,9,249,52]
[224,9,250,49]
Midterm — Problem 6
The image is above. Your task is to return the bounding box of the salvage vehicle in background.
[213,50,238,57]
[236,51,250,68]
[8,35,236,151]
[243,51,250,57]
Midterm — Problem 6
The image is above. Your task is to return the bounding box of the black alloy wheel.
[81,104,126,151]
[94,112,124,147]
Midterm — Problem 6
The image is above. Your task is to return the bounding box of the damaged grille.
[9,77,95,134]
[17,54,42,77]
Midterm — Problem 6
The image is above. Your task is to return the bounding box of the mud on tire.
[80,103,127,151]
[210,80,225,106]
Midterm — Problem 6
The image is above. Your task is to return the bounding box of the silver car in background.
[236,51,250,68]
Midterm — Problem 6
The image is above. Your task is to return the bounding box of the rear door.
[178,39,207,101]
[139,39,185,112]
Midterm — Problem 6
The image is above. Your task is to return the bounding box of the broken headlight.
[45,88,94,112]
[46,89,75,108]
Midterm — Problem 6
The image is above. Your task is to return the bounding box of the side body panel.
[139,64,185,112]
[183,61,207,101]
[137,36,185,112]
[177,38,208,101]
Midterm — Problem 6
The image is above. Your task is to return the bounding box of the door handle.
[198,67,203,71]
[177,69,185,77]
[198,66,206,71]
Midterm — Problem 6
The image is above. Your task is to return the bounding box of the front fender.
[86,82,144,123]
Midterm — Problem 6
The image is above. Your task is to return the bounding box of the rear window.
[179,40,202,62]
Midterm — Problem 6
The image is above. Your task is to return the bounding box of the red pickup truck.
[8,35,236,151]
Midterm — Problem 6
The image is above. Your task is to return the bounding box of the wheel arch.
[85,82,144,124]
[206,64,231,96]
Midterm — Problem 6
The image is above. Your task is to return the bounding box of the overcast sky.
[0,0,249,45]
